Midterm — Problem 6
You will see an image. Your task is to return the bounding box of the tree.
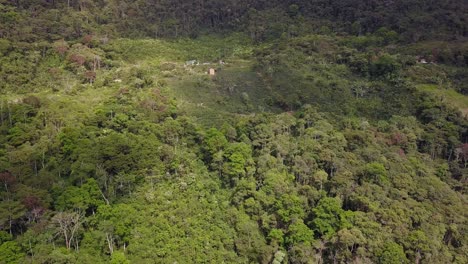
[204,128,228,156]
[379,242,408,264]
[369,54,400,78]
[204,128,228,174]
[0,171,15,193]
[272,250,286,264]
[455,143,468,167]
[222,142,254,185]
[267,228,284,246]
[51,212,83,250]
[55,186,88,212]
[375,27,398,45]
[0,241,24,264]
[96,204,137,252]
[405,230,430,264]
[55,179,104,214]
[313,170,328,190]
[311,197,352,238]
[362,162,388,185]
[329,228,366,263]
[110,251,130,264]
[0,200,25,235]
[233,212,269,262]
[286,219,314,247]
[275,194,306,224]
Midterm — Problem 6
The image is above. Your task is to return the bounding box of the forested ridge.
[1,0,467,40]
[0,1,467,263]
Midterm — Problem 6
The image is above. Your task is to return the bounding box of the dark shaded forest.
[1,0,467,40]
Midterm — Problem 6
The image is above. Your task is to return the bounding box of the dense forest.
[0,0,467,263]
[1,0,467,40]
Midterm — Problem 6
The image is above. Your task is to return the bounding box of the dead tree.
[52,212,83,250]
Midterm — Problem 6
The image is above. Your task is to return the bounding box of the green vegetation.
[0,1,467,264]
[417,84,468,117]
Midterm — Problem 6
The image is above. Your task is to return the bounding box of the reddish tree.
[22,195,41,210]
[153,89,168,104]
[398,148,406,158]
[84,71,96,84]
[390,132,407,146]
[22,195,45,223]
[140,99,158,111]
[118,87,130,95]
[69,54,86,66]
[54,40,69,56]
[461,143,468,165]
[82,34,93,46]
[0,171,16,192]
[49,67,61,78]
[55,45,68,56]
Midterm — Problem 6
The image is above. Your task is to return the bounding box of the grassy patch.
[165,60,281,127]
[417,84,468,116]
[104,33,253,65]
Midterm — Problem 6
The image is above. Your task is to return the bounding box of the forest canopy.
[0,1,467,263]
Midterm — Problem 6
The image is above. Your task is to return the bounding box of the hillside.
[0,1,467,264]
[1,0,467,40]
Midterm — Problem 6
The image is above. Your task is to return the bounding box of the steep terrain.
[0,1,467,264]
